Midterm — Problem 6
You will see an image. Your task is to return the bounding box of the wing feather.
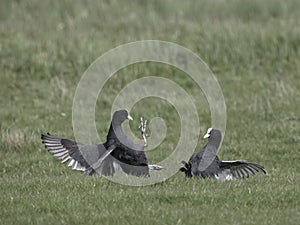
[219,160,266,179]
[41,133,117,176]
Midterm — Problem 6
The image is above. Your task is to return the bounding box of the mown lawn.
[1,0,299,224]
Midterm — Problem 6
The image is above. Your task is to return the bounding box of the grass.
[1,0,300,224]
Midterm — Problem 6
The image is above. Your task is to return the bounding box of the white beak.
[127,115,133,121]
[203,133,210,139]
[204,127,212,139]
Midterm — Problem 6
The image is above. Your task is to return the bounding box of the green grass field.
[1,0,300,224]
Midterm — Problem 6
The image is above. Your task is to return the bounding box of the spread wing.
[41,133,119,176]
[217,160,266,180]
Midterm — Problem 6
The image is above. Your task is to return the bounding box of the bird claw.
[139,116,148,146]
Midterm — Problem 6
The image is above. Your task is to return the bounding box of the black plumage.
[180,128,266,180]
[41,109,160,177]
